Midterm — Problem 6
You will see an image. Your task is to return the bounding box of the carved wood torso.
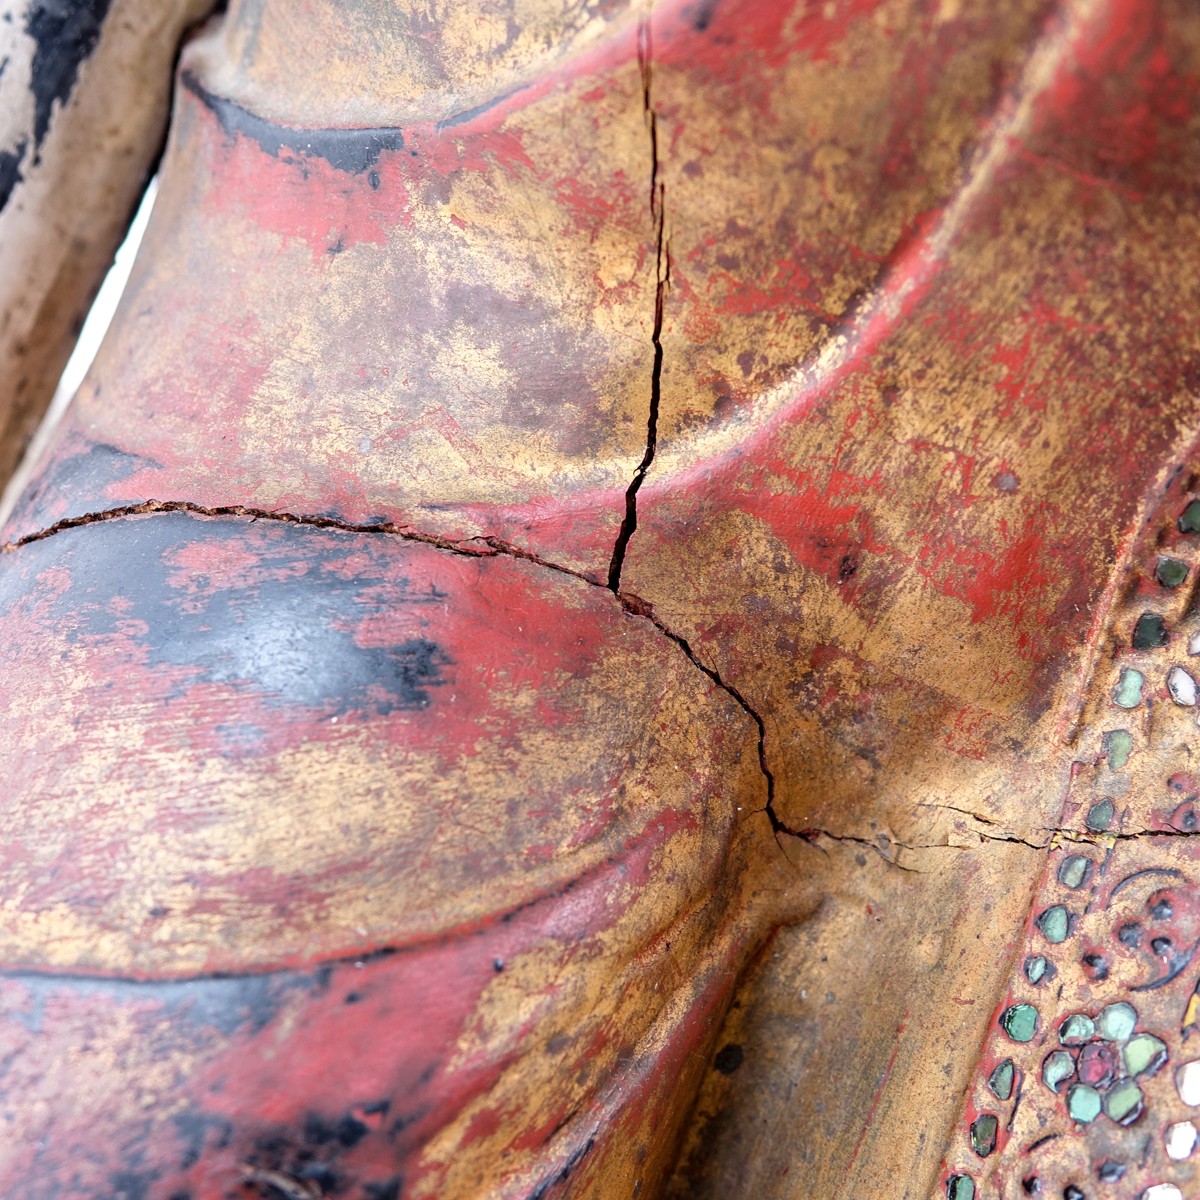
[1,2,1200,1198]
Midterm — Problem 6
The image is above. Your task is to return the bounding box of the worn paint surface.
[2,0,1200,1197]
[0,508,769,1197]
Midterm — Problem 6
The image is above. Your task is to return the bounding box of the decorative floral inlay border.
[941,475,1200,1199]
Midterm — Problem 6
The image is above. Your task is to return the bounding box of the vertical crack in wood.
[606,14,669,593]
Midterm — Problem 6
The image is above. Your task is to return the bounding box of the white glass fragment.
[1165,1121,1197,1161]
[1168,665,1198,706]
[1177,1059,1200,1106]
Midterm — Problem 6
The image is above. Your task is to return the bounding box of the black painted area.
[181,71,404,174]
[365,1181,402,1200]
[0,968,314,1038]
[172,1111,233,1171]
[0,137,26,210]
[526,1136,596,1200]
[25,0,113,156]
[712,1042,743,1075]
[686,0,723,32]
[228,1116,413,1195]
[4,513,452,717]
[0,965,433,1192]
[106,1167,155,1200]
[4,439,154,534]
[436,81,529,132]
[305,1112,371,1149]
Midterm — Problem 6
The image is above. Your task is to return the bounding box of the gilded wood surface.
[1,1,1199,1198]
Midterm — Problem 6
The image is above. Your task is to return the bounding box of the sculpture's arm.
[0,0,214,491]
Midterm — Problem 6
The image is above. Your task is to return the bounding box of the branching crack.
[795,829,922,874]
[0,18,809,864]
[1108,827,1200,841]
[974,831,1057,852]
[2,498,787,848]
[606,15,669,594]
[616,591,782,840]
[4,502,584,609]
[970,824,1200,851]
[2,500,595,588]
[16,503,1187,871]
[608,596,903,867]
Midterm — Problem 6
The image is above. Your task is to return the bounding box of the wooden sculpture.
[1,1,1200,1198]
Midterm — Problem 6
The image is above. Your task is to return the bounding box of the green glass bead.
[1180,500,1200,533]
[1024,955,1048,984]
[1102,728,1132,769]
[1103,1078,1144,1125]
[988,1059,1015,1101]
[1059,1013,1095,1044]
[1067,1083,1102,1124]
[1086,798,1115,832]
[1133,612,1168,649]
[1001,1004,1039,1043]
[946,1176,976,1200]
[1157,557,1189,588]
[1042,1050,1075,1093]
[1096,1001,1137,1043]
[1113,667,1144,709]
[1036,905,1070,943]
[970,1113,998,1157]
[1057,855,1092,889]
[1123,1032,1168,1077]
